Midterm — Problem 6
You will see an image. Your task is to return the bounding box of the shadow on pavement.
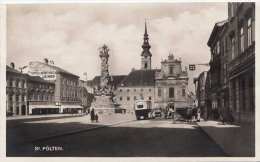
[6,120,232,157]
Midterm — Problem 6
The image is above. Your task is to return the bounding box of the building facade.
[194,71,208,119]
[207,20,228,120]
[154,54,189,110]
[6,64,28,116]
[28,60,83,114]
[27,76,55,114]
[227,2,255,123]
[115,70,157,112]
[206,2,255,123]
[6,63,56,116]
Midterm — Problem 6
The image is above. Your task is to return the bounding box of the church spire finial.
[144,19,148,36]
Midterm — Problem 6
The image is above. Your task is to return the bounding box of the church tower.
[141,21,152,70]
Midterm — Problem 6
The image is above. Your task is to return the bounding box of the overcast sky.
[7,3,227,92]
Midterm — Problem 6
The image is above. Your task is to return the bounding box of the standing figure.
[90,108,95,122]
[197,108,201,122]
[95,113,99,122]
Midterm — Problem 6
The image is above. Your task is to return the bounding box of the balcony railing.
[229,42,255,73]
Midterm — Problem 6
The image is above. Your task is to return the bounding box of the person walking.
[197,108,201,122]
[95,113,99,122]
[90,108,95,122]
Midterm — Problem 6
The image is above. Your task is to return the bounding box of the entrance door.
[21,105,26,115]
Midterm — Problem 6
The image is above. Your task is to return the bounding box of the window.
[140,88,143,92]
[158,88,162,97]
[169,66,174,74]
[127,97,130,101]
[224,64,227,84]
[182,89,186,97]
[134,96,136,100]
[169,87,174,98]
[148,96,152,100]
[119,97,123,101]
[119,89,122,92]
[230,4,235,18]
[231,37,235,59]
[240,27,245,53]
[127,89,130,92]
[216,41,220,54]
[144,63,147,69]
[149,89,151,92]
[247,18,252,47]
[15,80,19,87]
[134,89,136,92]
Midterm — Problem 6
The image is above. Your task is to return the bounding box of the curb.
[195,122,230,156]
[29,118,136,143]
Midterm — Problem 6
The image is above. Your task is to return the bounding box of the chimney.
[10,62,15,69]
[44,58,49,64]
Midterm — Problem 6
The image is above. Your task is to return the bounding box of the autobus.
[134,100,152,120]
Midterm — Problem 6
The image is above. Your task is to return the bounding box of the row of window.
[29,94,54,101]
[157,88,186,97]
[212,17,254,61]
[7,79,26,88]
[119,88,152,92]
[119,96,152,101]
[61,89,78,98]
[232,17,253,59]
[62,78,78,86]
[8,95,26,102]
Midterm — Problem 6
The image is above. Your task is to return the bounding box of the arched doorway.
[21,105,26,115]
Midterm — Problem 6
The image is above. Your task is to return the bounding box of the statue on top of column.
[97,44,112,95]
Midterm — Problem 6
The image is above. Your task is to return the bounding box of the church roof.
[119,69,159,87]
[87,75,127,87]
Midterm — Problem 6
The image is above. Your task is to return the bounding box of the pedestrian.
[90,108,95,122]
[197,108,201,122]
[95,113,99,122]
[172,106,175,123]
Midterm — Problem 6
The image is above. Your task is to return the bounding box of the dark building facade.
[6,64,28,116]
[206,2,255,123]
[227,2,255,123]
[194,71,208,119]
[6,63,55,116]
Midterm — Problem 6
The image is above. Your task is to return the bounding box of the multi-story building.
[194,71,208,119]
[115,69,157,112]
[206,2,255,123]
[154,54,189,110]
[6,63,28,116]
[28,59,83,113]
[27,75,55,114]
[227,2,255,123]
[6,63,56,116]
[207,20,228,119]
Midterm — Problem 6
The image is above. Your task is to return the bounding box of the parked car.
[151,108,162,118]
